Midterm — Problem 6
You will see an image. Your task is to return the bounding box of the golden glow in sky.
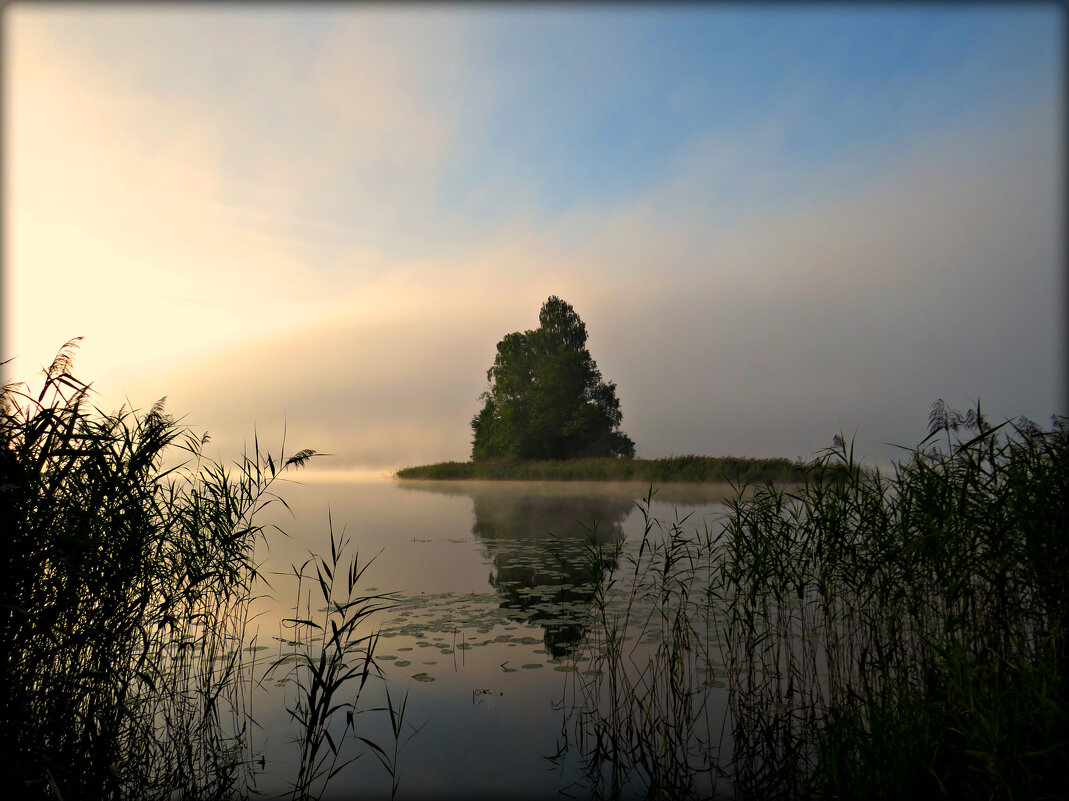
[4,5,1063,470]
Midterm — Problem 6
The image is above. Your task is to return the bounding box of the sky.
[4,3,1065,473]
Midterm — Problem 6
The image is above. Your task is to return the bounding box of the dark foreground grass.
[718,405,1069,801]
[3,342,289,800]
[556,402,1069,800]
[397,454,810,483]
[1,342,403,801]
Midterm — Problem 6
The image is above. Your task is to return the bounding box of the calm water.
[247,477,736,800]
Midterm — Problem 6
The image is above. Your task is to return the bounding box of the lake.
[245,476,739,800]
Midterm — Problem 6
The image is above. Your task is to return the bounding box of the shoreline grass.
[555,403,1069,800]
[396,455,814,483]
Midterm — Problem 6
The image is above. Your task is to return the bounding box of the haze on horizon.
[4,4,1064,473]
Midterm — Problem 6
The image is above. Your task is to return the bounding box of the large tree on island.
[471,296,636,460]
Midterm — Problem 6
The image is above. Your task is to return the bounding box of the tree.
[471,296,635,460]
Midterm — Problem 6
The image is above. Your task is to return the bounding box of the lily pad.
[412,672,436,682]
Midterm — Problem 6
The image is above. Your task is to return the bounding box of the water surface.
[248,477,734,800]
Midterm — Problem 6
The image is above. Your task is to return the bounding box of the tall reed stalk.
[267,523,398,801]
[1,341,316,800]
[556,490,727,799]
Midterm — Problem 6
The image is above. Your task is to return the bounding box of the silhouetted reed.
[557,404,1068,800]
[396,455,812,484]
[266,523,399,800]
[1,342,396,801]
[719,405,1069,799]
[554,490,728,800]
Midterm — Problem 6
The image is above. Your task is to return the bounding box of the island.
[396,454,809,483]
[397,296,809,483]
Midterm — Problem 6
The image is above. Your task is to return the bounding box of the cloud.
[113,90,1061,471]
[5,12,326,378]
[563,91,1064,462]
[4,8,476,383]
[246,87,1064,466]
[6,7,1061,473]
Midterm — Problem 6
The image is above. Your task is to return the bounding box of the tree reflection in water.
[394,481,634,657]
[470,489,632,657]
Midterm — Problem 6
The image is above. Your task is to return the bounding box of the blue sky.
[4,4,1064,471]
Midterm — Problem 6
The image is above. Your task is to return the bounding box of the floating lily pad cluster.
[370,589,573,681]
[366,532,725,684]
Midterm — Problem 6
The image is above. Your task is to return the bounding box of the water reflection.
[396,481,637,656]
[249,479,738,799]
[475,488,632,656]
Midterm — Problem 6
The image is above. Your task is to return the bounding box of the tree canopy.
[471,296,635,460]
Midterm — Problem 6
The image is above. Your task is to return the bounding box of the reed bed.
[1,342,394,801]
[721,406,1068,799]
[554,490,729,800]
[557,403,1068,800]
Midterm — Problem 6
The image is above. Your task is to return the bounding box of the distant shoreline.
[395,455,810,484]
